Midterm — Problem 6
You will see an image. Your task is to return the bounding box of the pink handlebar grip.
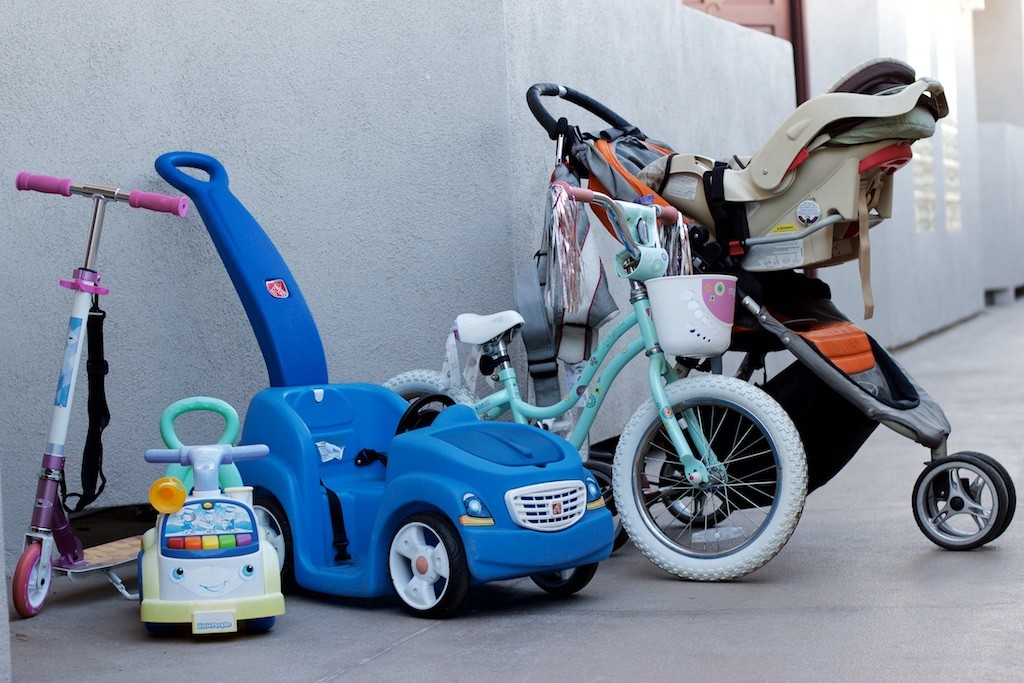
[658,205,680,224]
[129,190,189,217]
[553,181,595,204]
[16,172,73,196]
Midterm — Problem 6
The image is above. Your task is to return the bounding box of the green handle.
[158,396,244,491]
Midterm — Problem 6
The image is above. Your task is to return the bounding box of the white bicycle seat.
[454,310,525,344]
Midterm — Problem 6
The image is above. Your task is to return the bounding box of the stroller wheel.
[912,452,1013,550]
[952,451,1016,540]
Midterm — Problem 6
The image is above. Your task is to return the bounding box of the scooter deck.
[55,535,142,574]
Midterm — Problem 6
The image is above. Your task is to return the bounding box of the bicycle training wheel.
[613,374,807,581]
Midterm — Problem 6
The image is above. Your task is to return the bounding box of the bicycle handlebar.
[526,83,638,140]
[554,182,679,224]
[553,182,679,258]
[16,171,189,217]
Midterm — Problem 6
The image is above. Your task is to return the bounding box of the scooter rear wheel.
[13,541,50,618]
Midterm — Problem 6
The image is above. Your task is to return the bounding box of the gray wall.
[974,1,1024,302]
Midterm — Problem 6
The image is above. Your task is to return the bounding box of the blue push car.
[154,152,613,617]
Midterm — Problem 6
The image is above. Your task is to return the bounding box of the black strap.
[321,481,351,562]
[60,298,109,513]
[354,448,388,467]
[702,161,750,254]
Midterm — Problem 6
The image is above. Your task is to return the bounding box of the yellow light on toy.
[149,477,187,514]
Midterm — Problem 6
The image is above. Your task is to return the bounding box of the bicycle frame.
[473,263,715,485]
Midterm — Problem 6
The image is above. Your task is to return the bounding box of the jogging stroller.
[522,58,1016,551]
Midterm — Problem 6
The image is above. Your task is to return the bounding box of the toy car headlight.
[459,493,495,526]
[584,476,606,510]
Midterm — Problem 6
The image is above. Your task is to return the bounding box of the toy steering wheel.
[159,396,244,490]
[395,393,455,434]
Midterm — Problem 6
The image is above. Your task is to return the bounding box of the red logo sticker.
[551,502,563,516]
[265,279,289,299]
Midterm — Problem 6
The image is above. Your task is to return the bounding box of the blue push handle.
[154,151,330,388]
[154,151,230,194]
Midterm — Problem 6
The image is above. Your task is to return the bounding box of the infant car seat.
[640,58,948,317]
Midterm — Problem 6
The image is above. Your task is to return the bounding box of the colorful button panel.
[165,533,255,550]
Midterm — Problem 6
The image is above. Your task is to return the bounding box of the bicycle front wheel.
[613,375,807,581]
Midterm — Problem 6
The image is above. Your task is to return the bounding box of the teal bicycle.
[387,184,807,580]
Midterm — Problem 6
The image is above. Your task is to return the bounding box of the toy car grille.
[504,480,586,531]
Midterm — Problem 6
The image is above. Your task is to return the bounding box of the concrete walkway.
[8,299,1024,682]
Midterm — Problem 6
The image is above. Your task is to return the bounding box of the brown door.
[683,0,808,102]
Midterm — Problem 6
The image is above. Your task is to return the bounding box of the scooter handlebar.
[15,172,72,196]
[16,171,189,217]
[128,190,189,217]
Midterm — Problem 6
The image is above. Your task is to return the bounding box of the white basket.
[646,275,737,357]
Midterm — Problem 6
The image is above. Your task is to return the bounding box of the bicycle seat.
[454,311,525,345]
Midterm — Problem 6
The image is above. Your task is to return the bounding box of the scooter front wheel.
[13,541,51,617]
[613,375,807,581]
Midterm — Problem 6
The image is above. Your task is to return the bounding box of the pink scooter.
[12,172,188,617]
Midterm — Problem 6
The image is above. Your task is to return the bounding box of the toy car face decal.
[159,560,264,600]
[157,499,265,600]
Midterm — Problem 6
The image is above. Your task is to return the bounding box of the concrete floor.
[7,300,1024,682]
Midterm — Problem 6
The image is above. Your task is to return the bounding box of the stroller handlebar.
[16,171,189,217]
[527,83,639,140]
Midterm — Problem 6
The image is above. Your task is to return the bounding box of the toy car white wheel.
[613,375,807,581]
[530,563,598,596]
[912,453,1012,550]
[253,495,295,591]
[388,513,469,618]
[12,541,50,618]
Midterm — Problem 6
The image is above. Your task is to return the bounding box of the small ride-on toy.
[138,397,285,635]
[154,152,613,617]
